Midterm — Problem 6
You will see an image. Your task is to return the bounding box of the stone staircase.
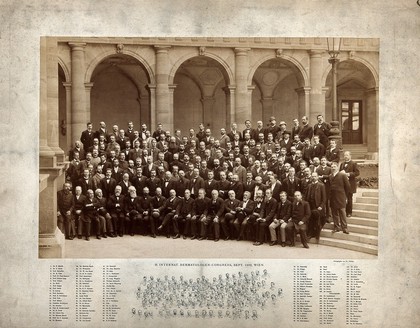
[309,189,379,255]
[342,144,368,160]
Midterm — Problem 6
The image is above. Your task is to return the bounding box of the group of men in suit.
[58,115,360,247]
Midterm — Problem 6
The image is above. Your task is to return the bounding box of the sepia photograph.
[39,36,379,259]
[3,1,419,327]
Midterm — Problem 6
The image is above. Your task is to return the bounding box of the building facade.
[39,37,379,257]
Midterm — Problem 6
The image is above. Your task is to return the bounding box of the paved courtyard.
[64,235,376,259]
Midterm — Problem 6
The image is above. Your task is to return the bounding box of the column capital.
[84,82,94,90]
[68,42,86,51]
[147,84,157,91]
[62,82,72,89]
[168,84,177,93]
[308,49,324,57]
[247,85,256,91]
[200,96,216,103]
[295,86,311,94]
[365,87,379,94]
[234,48,251,55]
[154,45,171,54]
[222,85,236,95]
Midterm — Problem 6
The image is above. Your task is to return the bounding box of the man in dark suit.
[189,168,205,199]
[69,140,85,161]
[311,135,326,160]
[199,190,225,241]
[340,151,360,217]
[57,182,75,239]
[313,115,331,148]
[82,189,101,241]
[190,189,209,239]
[291,118,301,141]
[77,168,94,196]
[161,171,178,199]
[150,187,166,236]
[158,189,180,238]
[233,191,255,241]
[268,191,292,247]
[106,185,125,237]
[173,189,194,239]
[100,168,117,199]
[329,162,351,233]
[147,170,162,197]
[204,171,219,197]
[229,174,244,201]
[286,191,311,248]
[80,122,95,153]
[129,140,143,162]
[73,186,86,239]
[110,159,124,183]
[282,167,301,202]
[221,190,241,240]
[298,116,314,142]
[253,189,277,246]
[316,157,332,219]
[326,140,340,164]
[136,186,154,237]
[306,172,327,240]
[267,175,282,202]
[95,121,108,142]
[243,172,256,199]
[124,186,141,236]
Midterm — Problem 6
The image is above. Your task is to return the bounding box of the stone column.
[154,46,171,132]
[261,97,274,123]
[43,37,65,162]
[148,84,156,130]
[201,96,216,129]
[39,167,66,258]
[39,37,56,166]
[85,82,94,125]
[223,85,236,129]
[295,87,311,120]
[365,87,379,159]
[168,84,177,133]
[309,50,325,123]
[63,82,72,154]
[234,48,251,124]
[69,42,87,142]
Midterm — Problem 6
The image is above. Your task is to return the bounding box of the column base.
[365,152,378,161]
[39,227,65,258]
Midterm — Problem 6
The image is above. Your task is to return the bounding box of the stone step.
[320,230,378,246]
[353,203,378,211]
[324,223,378,236]
[356,197,378,205]
[312,237,378,255]
[352,209,378,219]
[361,191,378,198]
[347,216,378,227]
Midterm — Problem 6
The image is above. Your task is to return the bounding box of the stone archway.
[173,56,230,135]
[90,54,152,131]
[251,57,306,125]
[324,59,378,151]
